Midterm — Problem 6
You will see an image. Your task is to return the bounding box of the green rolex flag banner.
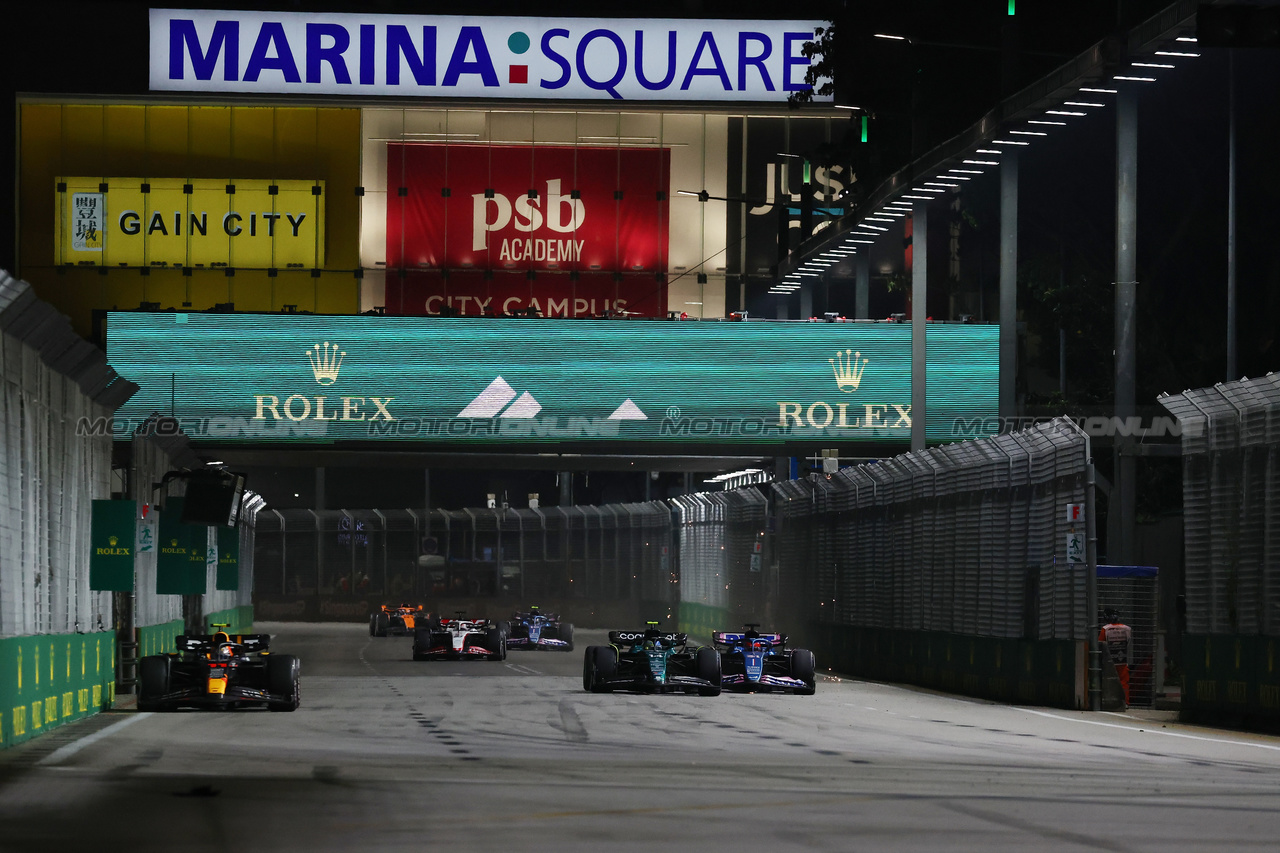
[216,527,240,591]
[90,499,137,591]
[186,512,211,596]
[156,498,209,595]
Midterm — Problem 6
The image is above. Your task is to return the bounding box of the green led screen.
[106,313,998,446]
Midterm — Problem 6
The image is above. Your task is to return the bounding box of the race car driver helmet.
[213,631,231,645]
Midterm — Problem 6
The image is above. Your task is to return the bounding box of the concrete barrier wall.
[1181,634,1280,725]
[810,624,1085,709]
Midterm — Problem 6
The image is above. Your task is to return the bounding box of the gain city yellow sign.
[54,177,325,268]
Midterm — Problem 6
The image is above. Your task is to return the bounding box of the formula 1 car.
[713,624,816,694]
[370,604,430,637]
[412,615,506,661]
[137,629,300,712]
[582,622,720,695]
[505,606,574,652]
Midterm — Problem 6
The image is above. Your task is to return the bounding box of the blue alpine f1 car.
[504,606,574,651]
[583,623,720,695]
[713,624,816,694]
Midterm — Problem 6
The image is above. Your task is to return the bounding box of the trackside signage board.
[105,313,997,445]
[386,144,668,274]
[149,10,826,102]
[89,500,137,592]
[55,177,325,269]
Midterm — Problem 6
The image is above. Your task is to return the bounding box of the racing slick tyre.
[790,648,817,695]
[582,646,596,691]
[560,623,575,652]
[588,645,617,693]
[374,613,389,637]
[497,621,511,640]
[369,614,378,636]
[267,654,301,711]
[695,646,722,696]
[138,655,171,712]
[486,628,506,661]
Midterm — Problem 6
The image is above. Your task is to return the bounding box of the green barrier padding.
[0,631,117,749]
[677,602,731,643]
[203,605,254,635]
[137,620,185,658]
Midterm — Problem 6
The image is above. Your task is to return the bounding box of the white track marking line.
[1021,708,1280,751]
[505,663,541,675]
[37,713,151,765]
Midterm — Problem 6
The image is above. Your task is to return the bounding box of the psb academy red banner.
[386,144,669,317]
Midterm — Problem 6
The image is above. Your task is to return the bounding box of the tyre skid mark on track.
[430,793,880,824]
[557,698,589,744]
[935,800,1122,852]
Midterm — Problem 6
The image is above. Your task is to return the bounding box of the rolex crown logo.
[829,349,869,393]
[108,535,118,546]
[308,341,345,386]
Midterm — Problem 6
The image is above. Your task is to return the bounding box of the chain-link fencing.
[669,490,768,636]
[1160,375,1280,635]
[1160,375,1280,720]
[772,418,1092,641]
[254,501,676,612]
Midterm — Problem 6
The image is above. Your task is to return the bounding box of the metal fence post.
[1086,458,1101,712]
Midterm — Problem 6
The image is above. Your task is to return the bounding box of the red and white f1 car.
[412,615,507,661]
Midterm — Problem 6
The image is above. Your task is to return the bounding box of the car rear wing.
[175,634,271,653]
[713,631,785,647]
[609,630,686,647]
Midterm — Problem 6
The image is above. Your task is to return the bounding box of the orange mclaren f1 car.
[370,604,431,636]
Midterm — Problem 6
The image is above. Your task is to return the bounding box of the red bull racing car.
[137,630,300,711]
[412,615,507,661]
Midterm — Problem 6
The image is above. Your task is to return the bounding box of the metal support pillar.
[1226,50,1237,381]
[999,149,1019,421]
[911,201,927,452]
[855,253,869,319]
[1114,87,1138,564]
[315,466,325,594]
[1086,459,1101,711]
[559,471,572,506]
[800,283,813,320]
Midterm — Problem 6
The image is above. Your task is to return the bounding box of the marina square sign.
[105,313,997,446]
[150,10,827,101]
